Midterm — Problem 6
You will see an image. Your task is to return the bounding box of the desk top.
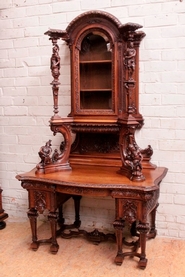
[16,165,167,193]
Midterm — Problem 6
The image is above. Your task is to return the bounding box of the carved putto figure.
[38,140,52,165]
[52,149,60,162]
[124,141,143,178]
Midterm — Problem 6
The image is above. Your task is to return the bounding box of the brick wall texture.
[0,0,185,238]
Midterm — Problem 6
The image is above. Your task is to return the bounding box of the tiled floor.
[0,220,185,277]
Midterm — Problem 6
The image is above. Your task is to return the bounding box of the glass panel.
[80,62,111,89]
[79,32,112,110]
[80,90,112,109]
[80,32,112,61]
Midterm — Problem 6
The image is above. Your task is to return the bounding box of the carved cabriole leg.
[48,211,59,254]
[113,219,125,265]
[27,208,39,251]
[137,222,150,269]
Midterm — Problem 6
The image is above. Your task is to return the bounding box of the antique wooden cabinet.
[16,11,168,269]
[37,10,154,181]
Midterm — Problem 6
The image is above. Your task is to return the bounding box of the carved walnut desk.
[16,165,167,268]
[16,11,167,269]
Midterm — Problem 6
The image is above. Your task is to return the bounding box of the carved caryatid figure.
[123,39,137,115]
[50,44,60,84]
[38,140,52,165]
[124,40,136,80]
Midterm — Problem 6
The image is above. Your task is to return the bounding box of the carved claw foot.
[50,243,59,254]
[114,254,123,266]
[138,258,147,269]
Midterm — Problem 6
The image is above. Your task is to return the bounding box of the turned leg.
[113,219,125,265]
[27,208,39,251]
[137,222,150,269]
[130,220,138,237]
[58,204,65,227]
[57,193,72,228]
[72,195,82,228]
[48,211,59,254]
[148,203,159,239]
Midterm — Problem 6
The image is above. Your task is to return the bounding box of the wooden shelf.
[80,89,112,92]
[80,60,112,64]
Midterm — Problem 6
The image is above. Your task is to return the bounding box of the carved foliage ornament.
[122,200,137,225]
[34,191,46,214]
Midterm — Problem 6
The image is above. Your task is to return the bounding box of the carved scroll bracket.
[36,119,73,174]
[118,123,145,181]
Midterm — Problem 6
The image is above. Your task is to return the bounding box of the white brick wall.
[0,0,185,238]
